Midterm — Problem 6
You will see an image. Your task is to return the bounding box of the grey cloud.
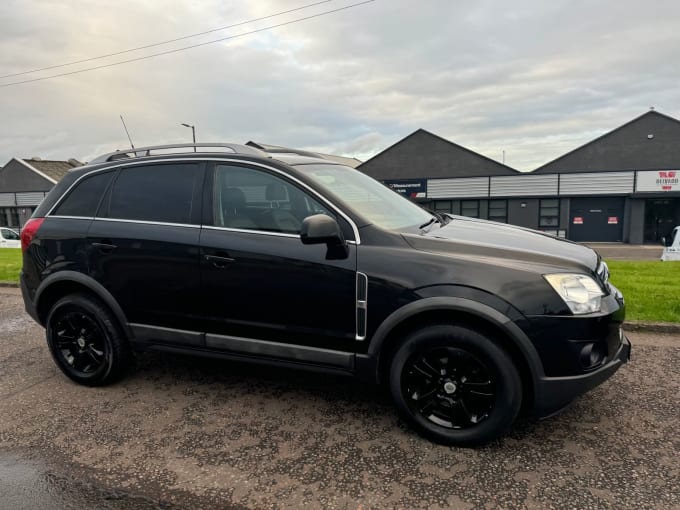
[1,0,679,171]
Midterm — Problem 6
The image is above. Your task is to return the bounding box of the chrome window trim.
[202,225,299,239]
[203,225,357,244]
[45,157,361,244]
[93,217,201,229]
[47,215,95,221]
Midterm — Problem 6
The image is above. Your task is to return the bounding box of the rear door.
[199,162,357,359]
[88,162,205,337]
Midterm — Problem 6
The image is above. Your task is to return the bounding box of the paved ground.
[1,287,678,510]
[582,243,663,261]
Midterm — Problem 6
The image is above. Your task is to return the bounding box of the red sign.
[608,217,618,224]
[573,217,583,224]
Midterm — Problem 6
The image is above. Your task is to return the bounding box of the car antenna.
[119,114,136,149]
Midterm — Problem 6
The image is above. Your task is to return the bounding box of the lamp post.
[181,123,196,151]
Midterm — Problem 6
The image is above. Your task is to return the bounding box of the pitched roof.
[246,141,363,168]
[533,110,680,174]
[18,158,82,183]
[358,129,518,180]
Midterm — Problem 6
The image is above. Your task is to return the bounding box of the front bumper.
[533,334,631,417]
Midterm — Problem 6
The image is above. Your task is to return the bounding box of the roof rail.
[90,142,268,164]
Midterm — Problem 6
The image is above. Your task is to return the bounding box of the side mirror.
[300,214,344,245]
[300,214,349,259]
[661,236,668,247]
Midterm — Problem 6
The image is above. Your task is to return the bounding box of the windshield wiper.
[419,215,440,230]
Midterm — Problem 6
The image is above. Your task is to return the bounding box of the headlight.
[544,274,604,314]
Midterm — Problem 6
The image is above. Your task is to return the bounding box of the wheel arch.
[366,297,544,405]
[34,271,133,338]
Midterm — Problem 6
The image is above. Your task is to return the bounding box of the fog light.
[579,343,605,369]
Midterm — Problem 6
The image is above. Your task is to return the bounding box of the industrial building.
[358,110,680,244]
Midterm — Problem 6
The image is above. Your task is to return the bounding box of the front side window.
[53,171,114,217]
[214,165,332,234]
[106,164,200,224]
[1,228,19,240]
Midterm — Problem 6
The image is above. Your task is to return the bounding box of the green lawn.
[0,248,677,322]
[0,248,22,282]
[607,260,680,323]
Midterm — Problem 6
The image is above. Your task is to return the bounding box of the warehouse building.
[358,110,680,244]
[0,157,82,229]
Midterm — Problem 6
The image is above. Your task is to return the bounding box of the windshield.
[299,164,434,231]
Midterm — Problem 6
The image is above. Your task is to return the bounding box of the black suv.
[20,143,630,446]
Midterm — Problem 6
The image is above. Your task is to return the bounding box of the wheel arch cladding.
[370,297,544,407]
[35,271,132,338]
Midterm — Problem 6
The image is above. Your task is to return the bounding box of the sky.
[0,0,679,172]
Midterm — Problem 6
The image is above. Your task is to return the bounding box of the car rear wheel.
[45,293,131,386]
[389,324,522,446]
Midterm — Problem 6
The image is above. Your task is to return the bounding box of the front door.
[88,162,205,335]
[199,162,357,356]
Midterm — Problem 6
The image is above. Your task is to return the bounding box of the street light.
[181,123,196,151]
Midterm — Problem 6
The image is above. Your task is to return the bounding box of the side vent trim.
[356,272,368,341]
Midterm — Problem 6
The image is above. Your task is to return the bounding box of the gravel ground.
[0,287,678,510]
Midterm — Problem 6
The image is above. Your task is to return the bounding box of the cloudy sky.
[1,0,679,171]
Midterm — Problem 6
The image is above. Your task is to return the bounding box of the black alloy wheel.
[389,324,522,446]
[402,347,496,429]
[46,293,131,386]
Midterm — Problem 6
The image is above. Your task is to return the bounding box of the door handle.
[92,241,117,253]
[204,253,235,268]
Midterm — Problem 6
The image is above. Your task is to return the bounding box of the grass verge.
[607,260,680,323]
[0,248,22,282]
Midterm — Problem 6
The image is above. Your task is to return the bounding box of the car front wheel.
[389,324,522,446]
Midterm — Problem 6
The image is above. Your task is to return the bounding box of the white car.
[661,226,680,261]
[0,227,21,248]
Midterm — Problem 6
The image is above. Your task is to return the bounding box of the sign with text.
[383,179,427,199]
[636,170,679,192]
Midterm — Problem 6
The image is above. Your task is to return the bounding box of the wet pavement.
[1,287,679,509]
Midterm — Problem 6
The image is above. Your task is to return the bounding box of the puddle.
[0,453,172,510]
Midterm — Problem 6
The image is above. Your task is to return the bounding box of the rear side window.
[106,164,200,224]
[52,172,114,217]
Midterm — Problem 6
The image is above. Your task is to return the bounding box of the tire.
[45,293,132,386]
[389,324,522,446]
